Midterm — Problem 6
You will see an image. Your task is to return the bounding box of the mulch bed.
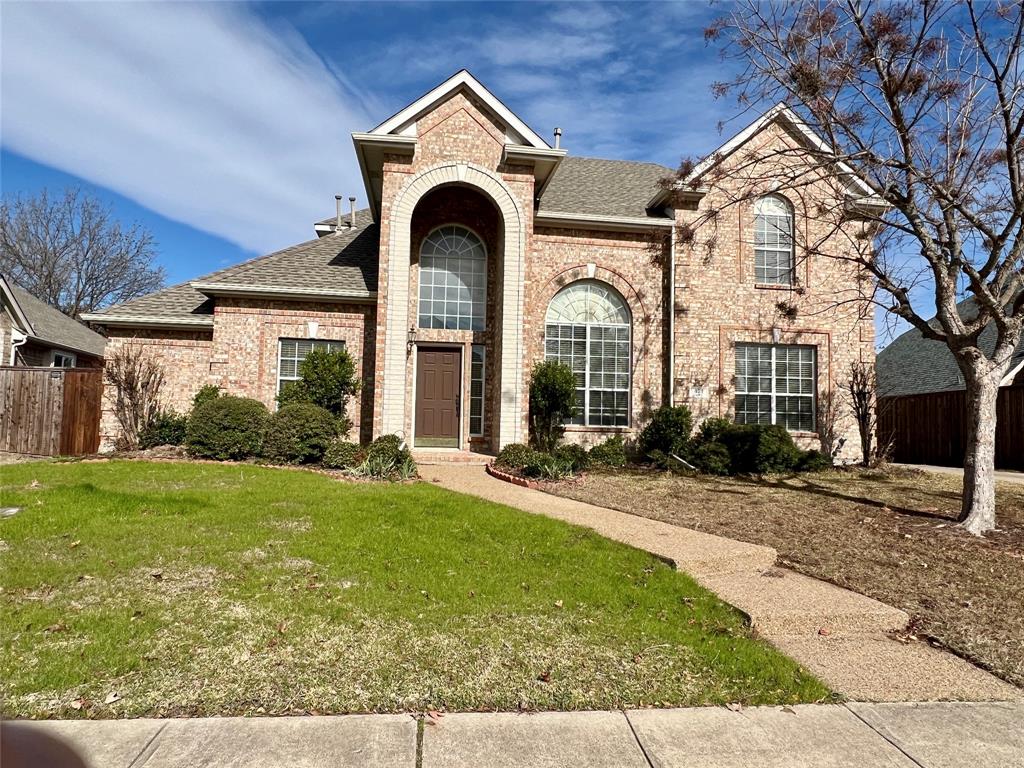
[542,465,1024,689]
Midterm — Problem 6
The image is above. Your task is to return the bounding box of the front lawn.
[0,461,827,718]
[545,466,1024,689]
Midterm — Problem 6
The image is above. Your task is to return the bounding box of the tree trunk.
[959,367,1000,535]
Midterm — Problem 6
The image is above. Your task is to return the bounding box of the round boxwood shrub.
[192,384,222,410]
[262,403,339,464]
[186,396,269,460]
[138,411,187,449]
[691,440,732,476]
[587,435,627,468]
[553,443,590,472]
[323,439,364,469]
[796,448,833,472]
[719,424,801,474]
[638,405,694,460]
[494,443,536,470]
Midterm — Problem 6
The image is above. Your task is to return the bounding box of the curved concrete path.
[420,465,1020,702]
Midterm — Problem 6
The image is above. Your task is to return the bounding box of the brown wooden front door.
[415,346,461,447]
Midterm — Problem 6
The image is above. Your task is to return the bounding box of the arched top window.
[418,225,487,331]
[544,280,631,427]
[545,280,630,325]
[753,194,795,285]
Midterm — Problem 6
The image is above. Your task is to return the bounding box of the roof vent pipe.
[349,196,357,228]
[553,127,562,149]
[335,195,343,230]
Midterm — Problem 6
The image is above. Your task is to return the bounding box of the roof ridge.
[565,155,673,170]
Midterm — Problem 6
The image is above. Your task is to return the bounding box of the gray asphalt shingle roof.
[90,215,378,324]
[537,156,673,219]
[878,295,1024,397]
[6,281,106,357]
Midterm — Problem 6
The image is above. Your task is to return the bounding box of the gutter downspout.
[667,215,676,407]
[10,328,27,365]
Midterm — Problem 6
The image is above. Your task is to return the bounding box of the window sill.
[789,431,819,438]
[753,283,797,291]
[563,425,632,433]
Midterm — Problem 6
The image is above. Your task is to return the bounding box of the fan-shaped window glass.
[418,225,487,331]
[754,195,795,285]
[544,281,631,427]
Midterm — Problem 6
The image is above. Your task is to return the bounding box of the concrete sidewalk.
[419,465,1020,702]
[6,702,1022,767]
[895,463,1024,485]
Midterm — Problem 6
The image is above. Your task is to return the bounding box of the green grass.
[0,460,830,717]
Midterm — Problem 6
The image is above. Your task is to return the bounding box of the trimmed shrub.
[276,347,358,426]
[528,360,576,451]
[192,385,222,410]
[262,403,339,464]
[323,440,364,470]
[521,451,575,480]
[356,434,416,479]
[718,424,801,474]
[494,443,536,470]
[691,440,732,476]
[797,449,833,472]
[638,405,694,460]
[553,443,590,472]
[138,411,187,449]
[587,435,627,468]
[186,396,269,460]
[695,417,733,445]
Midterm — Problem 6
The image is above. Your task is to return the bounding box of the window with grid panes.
[753,195,795,285]
[544,281,630,427]
[469,345,485,436]
[417,225,487,331]
[734,344,816,431]
[277,338,346,393]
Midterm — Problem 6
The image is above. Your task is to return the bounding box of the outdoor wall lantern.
[407,325,418,353]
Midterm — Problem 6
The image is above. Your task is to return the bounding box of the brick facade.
[95,90,874,460]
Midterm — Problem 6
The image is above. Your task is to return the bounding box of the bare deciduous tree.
[104,344,165,451]
[679,0,1023,534]
[0,187,165,317]
[845,360,877,466]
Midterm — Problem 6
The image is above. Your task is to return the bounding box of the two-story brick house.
[85,71,876,459]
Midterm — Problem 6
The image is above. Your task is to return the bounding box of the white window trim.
[52,350,76,368]
[753,194,795,286]
[417,224,488,332]
[469,344,485,437]
[734,343,817,432]
[276,337,346,394]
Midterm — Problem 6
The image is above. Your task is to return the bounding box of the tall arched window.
[545,280,631,427]
[753,194,795,285]
[418,225,487,330]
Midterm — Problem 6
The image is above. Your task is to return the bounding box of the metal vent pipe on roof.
[349,197,357,228]
[554,127,562,149]
[335,195,343,230]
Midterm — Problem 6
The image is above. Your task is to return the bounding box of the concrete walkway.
[894,463,1024,485]
[6,702,1022,767]
[419,465,1020,702]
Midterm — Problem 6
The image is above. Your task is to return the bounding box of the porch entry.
[414,346,461,448]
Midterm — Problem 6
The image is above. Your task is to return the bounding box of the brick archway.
[380,163,526,447]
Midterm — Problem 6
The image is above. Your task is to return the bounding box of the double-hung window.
[734,344,816,431]
[753,194,795,285]
[278,338,345,393]
[544,281,631,427]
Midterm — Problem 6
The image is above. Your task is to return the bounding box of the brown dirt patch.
[544,466,1024,688]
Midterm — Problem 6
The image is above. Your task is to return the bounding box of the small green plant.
[587,436,627,468]
[138,411,187,449]
[521,451,575,480]
[690,441,732,476]
[262,403,339,464]
[638,405,694,460]
[323,439,364,470]
[494,443,536,470]
[192,385,222,410]
[695,417,733,445]
[277,347,358,428]
[186,396,269,460]
[355,434,416,479]
[553,443,590,472]
[528,360,577,451]
[796,448,833,472]
[718,424,801,474]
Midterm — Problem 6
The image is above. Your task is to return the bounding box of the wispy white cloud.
[1,2,372,253]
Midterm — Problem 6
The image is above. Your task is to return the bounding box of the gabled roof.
[84,214,379,328]
[878,294,1024,397]
[537,156,674,222]
[1,275,107,357]
[369,69,550,149]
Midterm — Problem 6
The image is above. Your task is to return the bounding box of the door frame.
[411,342,464,450]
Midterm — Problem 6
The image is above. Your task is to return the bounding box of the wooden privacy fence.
[878,386,1024,470]
[0,367,103,456]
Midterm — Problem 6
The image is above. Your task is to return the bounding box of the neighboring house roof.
[537,156,674,221]
[85,215,379,328]
[878,296,1024,397]
[1,275,107,358]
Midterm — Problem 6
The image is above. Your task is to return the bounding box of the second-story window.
[418,225,487,331]
[753,194,795,285]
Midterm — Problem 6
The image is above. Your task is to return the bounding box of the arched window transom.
[418,225,487,331]
[753,194,794,285]
[544,280,630,427]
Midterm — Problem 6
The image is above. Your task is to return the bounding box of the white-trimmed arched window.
[544,280,631,427]
[753,194,795,285]
[418,225,487,330]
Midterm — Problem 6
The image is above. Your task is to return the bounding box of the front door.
[415,346,461,448]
